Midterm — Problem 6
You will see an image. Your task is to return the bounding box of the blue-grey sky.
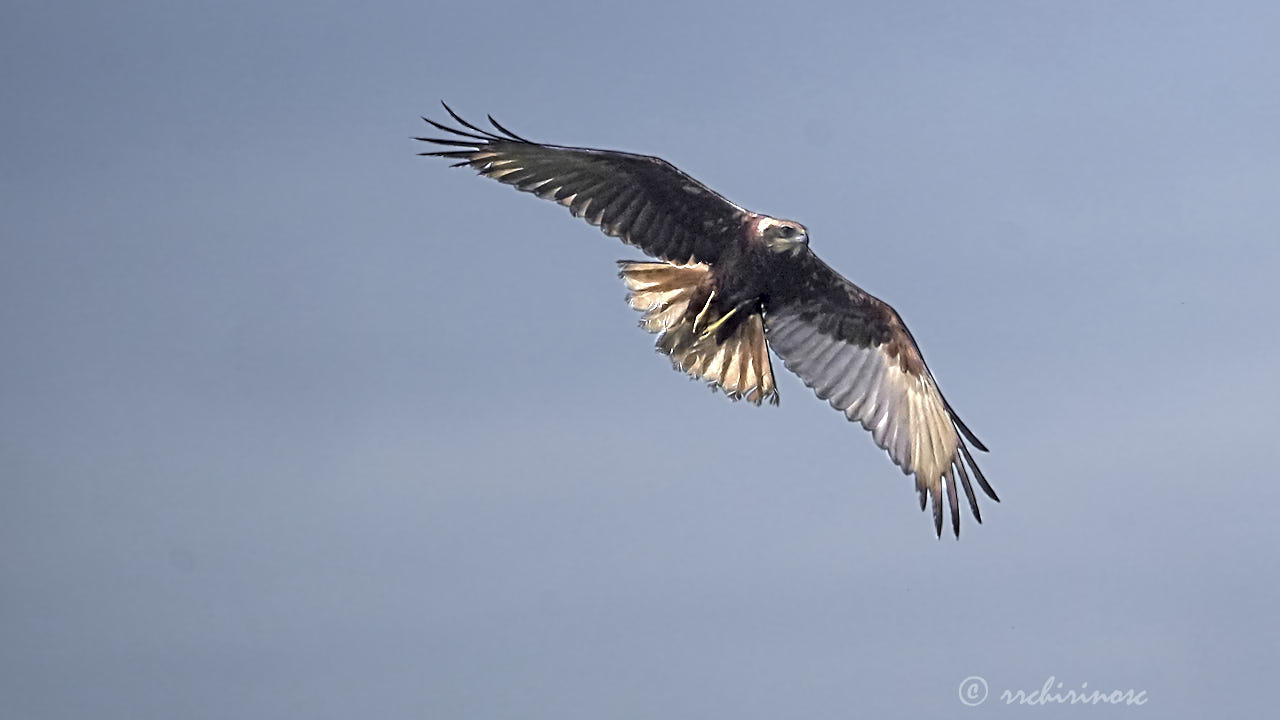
[3,1,1278,717]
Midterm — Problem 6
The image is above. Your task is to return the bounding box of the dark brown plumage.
[418,103,997,537]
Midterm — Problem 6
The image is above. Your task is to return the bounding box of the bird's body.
[419,104,997,536]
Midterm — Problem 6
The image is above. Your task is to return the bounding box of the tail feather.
[619,261,778,405]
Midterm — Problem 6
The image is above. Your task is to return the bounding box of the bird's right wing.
[418,104,748,265]
[764,252,996,537]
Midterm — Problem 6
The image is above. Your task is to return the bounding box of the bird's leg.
[698,302,742,341]
[692,289,717,335]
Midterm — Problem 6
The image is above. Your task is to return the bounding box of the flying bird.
[418,104,997,537]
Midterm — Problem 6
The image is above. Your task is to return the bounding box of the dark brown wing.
[417,103,747,265]
[764,252,996,537]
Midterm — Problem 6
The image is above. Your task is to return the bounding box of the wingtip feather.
[932,488,943,537]
[954,458,982,523]
[487,113,532,143]
[951,412,989,452]
[440,102,505,141]
[958,441,999,502]
[945,469,961,538]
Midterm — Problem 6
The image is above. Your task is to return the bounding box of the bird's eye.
[778,226,795,239]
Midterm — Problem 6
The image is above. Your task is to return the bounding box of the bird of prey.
[418,104,998,537]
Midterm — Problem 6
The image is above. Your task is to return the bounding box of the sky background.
[3,1,1278,717]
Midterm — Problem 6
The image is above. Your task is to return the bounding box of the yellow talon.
[692,290,716,334]
[698,303,741,340]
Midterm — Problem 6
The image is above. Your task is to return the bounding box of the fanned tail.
[618,261,778,405]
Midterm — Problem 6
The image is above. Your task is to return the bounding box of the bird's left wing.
[764,253,997,536]
[417,104,747,265]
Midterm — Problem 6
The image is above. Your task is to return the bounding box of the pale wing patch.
[765,309,985,535]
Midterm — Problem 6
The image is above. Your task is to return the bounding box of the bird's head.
[754,217,809,256]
